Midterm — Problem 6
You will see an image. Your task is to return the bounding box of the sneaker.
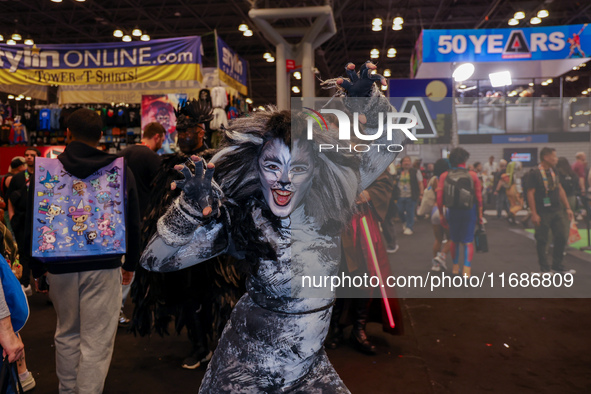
[434,253,448,270]
[551,268,576,275]
[402,224,407,231]
[19,371,36,392]
[182,350,213,370]
[431,261,441,272]
[386,245,400,254]
[119,311,130,325]
[22,285,32,297]
[452,264,460,275]
[482,217,488,224]
[403,228,413,235]
[462,266,471,278]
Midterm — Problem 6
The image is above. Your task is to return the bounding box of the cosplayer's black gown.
[141,89,405,393]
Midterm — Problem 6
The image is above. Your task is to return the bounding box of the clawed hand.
[336,61,387,98]
[172,155,216,217]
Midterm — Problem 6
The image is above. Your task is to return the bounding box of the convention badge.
[543,197,551,207]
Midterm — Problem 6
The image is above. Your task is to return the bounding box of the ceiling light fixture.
[245,98,253,104]
[453,63,475,82]
[372,25,382,31]
[132,28,142,37]
[292,86,300,94]
[372,18,382,26]
[514,11,525,20]
[508,18,519,26]
[11,33,21,41]
[24,38,34,45]
[489,71,512,87]
[387,48,397,58]
[140,34,150,42]
[243,29,253,37]
[0,35,4,41]
[541,81,548,86]
[263,52,272,59]
[122,35,132,42]
[25,96,32,100]
[113,29,123,38]
[393,17,404,24]
[384,69,391,77]
[537,10,549,18]
[6,39,16,45]
[238,24,249,32]
[51,0,63,2]
[266,56,275,63]
[392,24,403,31]
[530,17,541,25]
[7,95,14,99]
[370,48,379,59]
[381,84,388,91]
[293,71,302,80]
[529,82,534,86]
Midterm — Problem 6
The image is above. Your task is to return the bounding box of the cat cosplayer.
[141,62,409,393]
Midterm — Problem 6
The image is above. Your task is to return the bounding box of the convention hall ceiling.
[1,0,590,104]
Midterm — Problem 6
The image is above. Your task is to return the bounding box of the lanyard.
[538,164,555,194]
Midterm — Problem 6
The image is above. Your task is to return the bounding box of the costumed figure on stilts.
[131,99,244,369]
[141,62,409,392]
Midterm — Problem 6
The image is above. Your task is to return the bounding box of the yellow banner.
[219,70,247,96]
[0,64,201,86]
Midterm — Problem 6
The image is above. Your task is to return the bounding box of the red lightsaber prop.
[360,216,396,328]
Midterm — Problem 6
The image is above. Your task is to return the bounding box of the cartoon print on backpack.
[37,171,60,197]
[105,166,121,189]
[84,231,98,245]
[68,200,93,236]
[98,212,115,237]
[90,178,102,192]
[45,203,65,224]
[38,225,57,252]
[95,191,121,210]
[72,180,87,197]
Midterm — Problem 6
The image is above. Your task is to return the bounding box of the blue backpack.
[0,255,28,332]
[31,157,127,263]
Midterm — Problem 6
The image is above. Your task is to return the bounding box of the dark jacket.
[398,168,421,201]
[28,141,141,277]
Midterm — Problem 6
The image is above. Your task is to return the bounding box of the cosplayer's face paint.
[177,125,205,154]
[258,138,314,218]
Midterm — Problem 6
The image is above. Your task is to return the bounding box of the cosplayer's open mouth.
[272,189,292,206]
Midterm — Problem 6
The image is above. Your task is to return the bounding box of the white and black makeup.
[258,138,315,218]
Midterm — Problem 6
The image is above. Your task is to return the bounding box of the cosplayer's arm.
[338,62,410,191]
[140,158,231,272]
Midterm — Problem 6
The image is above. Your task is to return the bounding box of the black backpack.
[443,168,475,209]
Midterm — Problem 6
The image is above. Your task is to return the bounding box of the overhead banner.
[0,36,202,86]
[422,24,590,63]
[216,36,248,95]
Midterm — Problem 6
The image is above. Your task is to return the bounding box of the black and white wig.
[210,106,360,229]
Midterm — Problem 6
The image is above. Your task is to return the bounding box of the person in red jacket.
[436,148,483,277]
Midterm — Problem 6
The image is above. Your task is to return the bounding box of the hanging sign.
[216,35,248,95]
[0,36,203,86]
[421,24,589,63]
[286,59,296,71]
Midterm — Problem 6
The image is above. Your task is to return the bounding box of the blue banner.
[0,36,202,85]
[492,134,548,144]
[422,24,589,63]
[216,36,248,95]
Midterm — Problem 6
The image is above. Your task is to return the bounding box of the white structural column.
[249,5,336,109]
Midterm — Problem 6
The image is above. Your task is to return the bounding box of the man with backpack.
[27,109,141,393]
[437,147,483,277]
